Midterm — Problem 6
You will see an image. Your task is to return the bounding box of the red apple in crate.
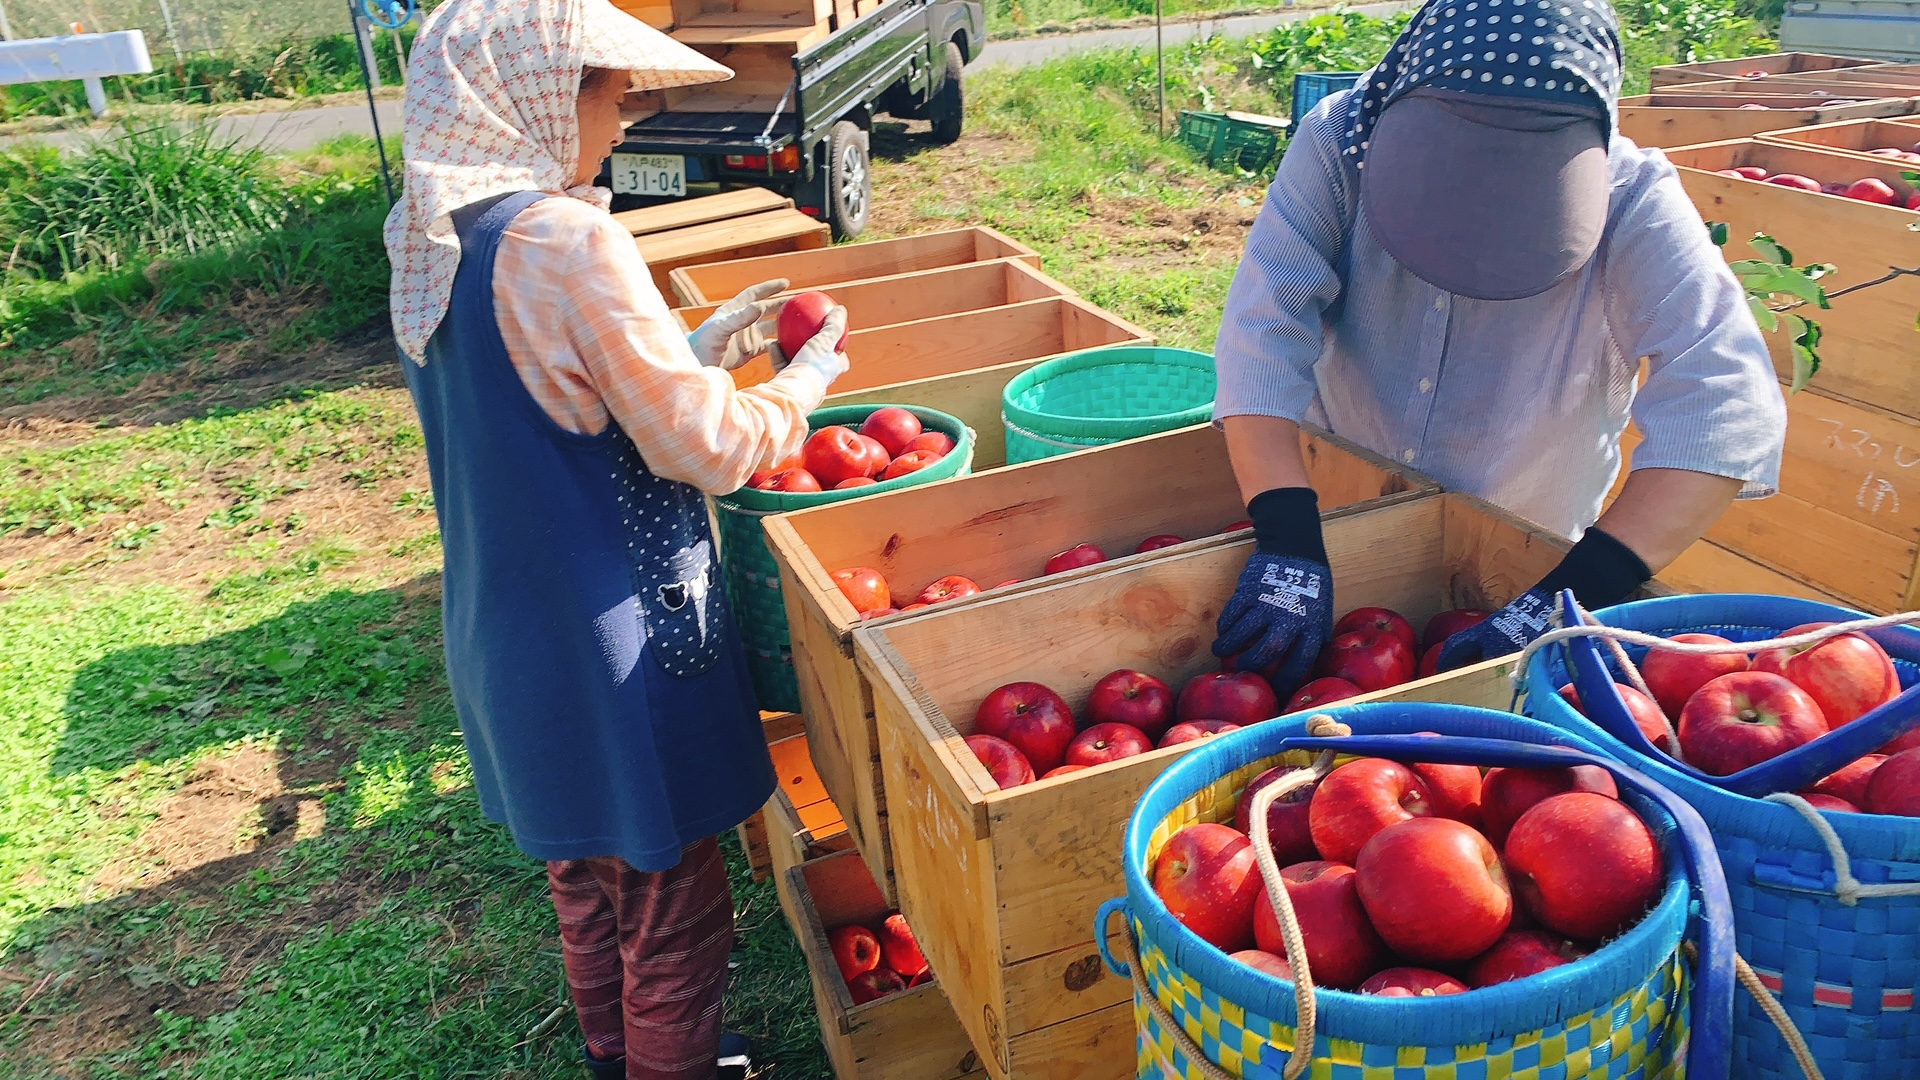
[829,924,883,981]
[1065,722,1155,767]
[1230,949,1296,981]
[963,734,1035,790]
[1308,758,1433,866]
[859,607,898,621]
[1178,672,1281,726]
[1358,967,1468,997]
[1087,669,1176,741]
[1641,634,1749,717]
[1135,534,1186,554]
[1286,676,1365,713]
[1732,166,1770,180]
[1160,721,1240,747]
[1823,181,1852,196]
[1558,682,1675,753]
[759,467,822,492]
[776,291,848,356]
[1465,930,1589,988]
[1319,629,1416,692]
[1409,758,1484,830]
[914,575,979,606]
[880,450,943,481]
[1798,792,1861,813]
[992,578,1023,590]
[858,407,923,458]
[1224,520,1253,533]
[1253,860,1390,989]
[1041,764,1089,779]
[1418,643,1443,679]
[834,477,877,490]
[901,430,955,458]
[907,969,933,988]
[1678,671,1827,776]
[1737,103,1771,110]
[851,433,891,476]
[1505,792,1664,940]
[1845,178,1901,205]
[1481,765,1618,847]
[1811,754,1886,807]
[1044,543,1108,575]
[847,968,906,1005]
[1866,748,1920,816]
[830,566,891,615]
[1333,607,1418,658]
[1355,818,1512,965]
[1151,823,1261,952]
[802,426,874,488]
[1751,621,1899,728]
[1235,766,1321,867]
[879,913,928,979]
[1423,609,1492,652]
[975,682,1077,775]
[1766,173,1821,190]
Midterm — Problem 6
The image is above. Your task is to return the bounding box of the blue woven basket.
[1096,703,1734,1080]
[1525,594,1920,1080]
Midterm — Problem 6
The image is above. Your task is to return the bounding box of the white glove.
[776,306,850,388]
[687,278,789,370]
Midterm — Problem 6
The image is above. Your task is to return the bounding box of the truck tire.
[929,41,965,145]
[826,120,871,240]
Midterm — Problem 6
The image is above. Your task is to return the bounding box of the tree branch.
[1827,265,1920,301]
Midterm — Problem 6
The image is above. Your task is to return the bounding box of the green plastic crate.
[1176,109,1289,172]
[1000,346,1215,464]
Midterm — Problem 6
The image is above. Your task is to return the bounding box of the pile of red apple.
[1152,749,1666,997]
[1556,620,1920,815]
[746,407,958,492]
[1289,606,1493,705]
[827,910,931,1004]
[1712,164,1920,209]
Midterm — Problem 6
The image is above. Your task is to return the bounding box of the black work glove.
[1212,487,1334,695]
[1436,526,1651,672]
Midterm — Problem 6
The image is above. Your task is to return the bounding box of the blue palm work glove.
[1435,526,1652,672]
[1212,488,1334,695]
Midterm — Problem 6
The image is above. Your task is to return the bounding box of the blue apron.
[401,190,774,872]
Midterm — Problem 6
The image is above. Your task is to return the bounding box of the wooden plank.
[766,778,852,934]
[636,209,831,265]
[1660,538,1855,606]
[668,227,1043,305]
[611,0,676,28]
[613,188,791,238]
[840,298,1154,392]
[1650,51,1879,90]
[1619,95,1917,148]
[679,259,1075,333]
[1003,998,1136,1080]
[1758,117,1920,161]
[739,712,814,880]
[671,20,831,47]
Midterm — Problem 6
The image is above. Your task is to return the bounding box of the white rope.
[1571,605,1689,765]
[1762,793,1920,906]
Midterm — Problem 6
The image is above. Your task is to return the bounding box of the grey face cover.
[1361,88,1610,302]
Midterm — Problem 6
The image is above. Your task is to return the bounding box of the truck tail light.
[798,205,824,219]
[772,145,803,172]
[724,154,769,170]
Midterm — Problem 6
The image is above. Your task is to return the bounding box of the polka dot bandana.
[1339,0,1623,167]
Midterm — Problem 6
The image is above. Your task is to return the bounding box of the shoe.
[581,1045,625,1079]
[717,1032,754,1080]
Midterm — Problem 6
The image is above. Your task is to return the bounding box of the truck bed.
[625,109,800,152]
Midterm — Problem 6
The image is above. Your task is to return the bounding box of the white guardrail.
[0,30,153,117]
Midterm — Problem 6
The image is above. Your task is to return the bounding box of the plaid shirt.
[491,196,823,495]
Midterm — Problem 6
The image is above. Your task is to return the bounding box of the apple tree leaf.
[1707,220,1730,247]
[1749,234,1792,266]
[1749,295,1780,332]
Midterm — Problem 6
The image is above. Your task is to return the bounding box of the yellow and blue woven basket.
[1097,705,1736,1080]
[1527,594,1920,1080]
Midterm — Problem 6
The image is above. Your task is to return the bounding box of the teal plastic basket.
[711,405,974,712]
[1000,346,1215,464]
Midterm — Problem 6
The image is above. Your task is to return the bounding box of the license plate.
[610,153,686,197]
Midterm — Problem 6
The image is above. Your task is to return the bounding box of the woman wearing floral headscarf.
[386,0,848,1075]
[1208,0,1787,687]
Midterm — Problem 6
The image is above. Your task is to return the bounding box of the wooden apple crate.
[761,423,1437,904]
[786,849,989,1080]
[612,0,677,29]
[676,258,1075,336]
[668,227,1042,305]
[1618,93,1916,148]
[634,210,830,299]
[1758,116,1920,162]
[1649,51,1881,90]
[849,492,1669,1080]
[738,712,852,888]
[1665,140,1920,422]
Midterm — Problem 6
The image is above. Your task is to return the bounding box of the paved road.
[4,2,1411,154]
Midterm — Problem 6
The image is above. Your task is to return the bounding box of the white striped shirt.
[1214,90,1787,539]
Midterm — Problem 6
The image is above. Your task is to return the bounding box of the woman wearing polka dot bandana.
[1209,0,1787,685]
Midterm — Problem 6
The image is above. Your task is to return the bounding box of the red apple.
[975,681,1078,775]
[914,575,980,606]
[880,450,942,481]
[1253,860,1390,989]
[858,407,923,458]
[1135,534,1186,554]
[1909,191,1920,211]
[879,913,927,979]
[1868,148,1907,157]
[1798,792,1861,813]
[1318,629,1416,692]
[829,924,883,981]
[899,602,928,611]
[1044,543,1108,575]
[1732,166,1769,180]
[1866,747,1920,816]
[1064,722,1155,767]
[1178,671,1280,726]
[1641,634,1749,718]
[1408,758,1484,830]
[1151,824,1261,952]
[1480,765,1618,847]
[759,467,822,492]
[1285,676,1365,713]
[1224,520,1253,533]
[1229,949,1296,981]
[1235,766,1322,867]
[802,426,874,488]
[834,476,878,490]
[1845,178,1901,205]
[776,290,847,356]
[901,431,955,458]
[1811,754,1886,806]
[1160,720,1241,747]
[1767,173,1821,190]
[991,578,1023,590]
[963,734,1035,790]
[1041,764,1089,779]
[847,967,906,1004]
[1738,103,1772,110]
[1716,169,1749,178]
[1308,758,1433,866]
[1557,682,1675,753]
[1751,621,1899,729]
[1505,792,1664,940]
[830,566,890,614]
[859,607,899,621]
[1355,818,1512,964]
[907,969,933,988]
[1678,671,1828,776]
[1465,930,1589,988]
[1086,669,1176,741]
[1418,643,1443,679]
[1823,181,1852,196]
[1422,609,1492,652]
[1358,967,1468,997]
[1333,607,1418,658]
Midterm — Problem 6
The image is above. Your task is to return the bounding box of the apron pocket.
[637,541,723,678]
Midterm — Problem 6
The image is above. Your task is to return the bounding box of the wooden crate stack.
[1621,54,1920,149]
[617,189,831,297]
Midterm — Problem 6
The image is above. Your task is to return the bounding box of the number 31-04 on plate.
[611,154,686,197]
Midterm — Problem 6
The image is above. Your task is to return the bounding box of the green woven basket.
[1000,346,1215,464]
[711,405,974,713]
